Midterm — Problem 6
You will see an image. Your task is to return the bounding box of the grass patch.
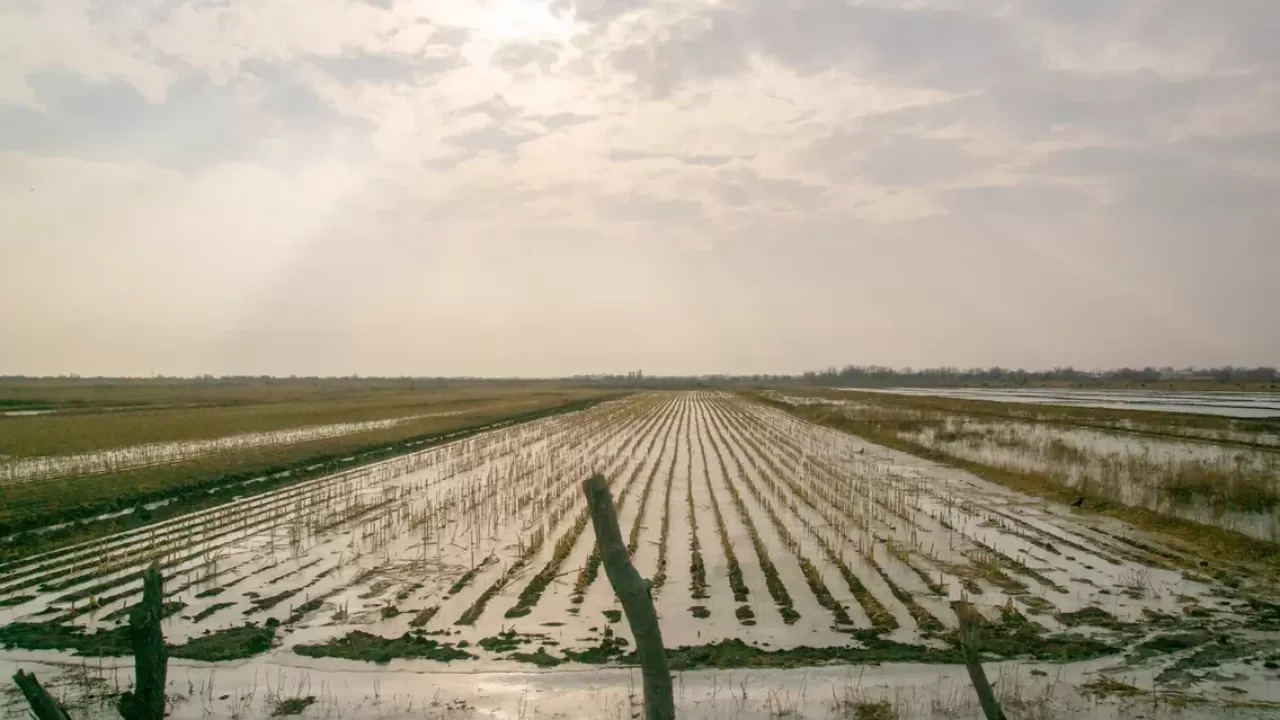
[271,696,317,717]
[1056,607,1133,631]
[508,647,563,667]
[0,618,132,656]
[1081,676,1144,698]
[245,587,303,614]
[101,601,186,623]
[178,609,1128,670]
[0,617,276,660]
[1018,595,1055,615]
[949,605,1117,662]
[1128,631,1214,663]
[446,556,495,598]
[394,582,423,601]
[834,697,899,720]
[0,594,35,608]
[661,637,954,669]
[478,629,550,653]
[294,630,475,664]
[190,603,234,623]
[560,634,631,664]
[285,594,337,625]
[686,454,709,600]
[553,620,1118,671]
[170,623,276,661]
[409,605,440,628]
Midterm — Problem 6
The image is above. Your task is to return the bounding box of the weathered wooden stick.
[12,670,72,720]
[117,562,168,720]
[955,601,1006,720]
[583,475,675,720]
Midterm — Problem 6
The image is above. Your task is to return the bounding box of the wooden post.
[954,601,1006,720]
[583,475,675,720]
[117,562,168,720]
[12,671,72,720]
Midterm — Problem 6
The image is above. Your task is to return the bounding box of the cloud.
[443,123,541,160]
[492,41,561,71]
[801,133,986,187]
[714,167,827,210]
[0,0,175,108]
[1,0,1277,375]
[309,51,460,83]
[0,64,372,173]
[610,1,1027,98]
[608,149,735,166]
[550,0,648,26]
[535,111,597,129]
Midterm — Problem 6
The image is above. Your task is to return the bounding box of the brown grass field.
[0,378,616,560]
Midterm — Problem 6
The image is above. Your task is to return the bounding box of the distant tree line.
[4,366,1276,388]
[567,365,1278,388]
[797,365,1279,387]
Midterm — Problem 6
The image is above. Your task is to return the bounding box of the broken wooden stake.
[584,474,675,720]
[118,562,168,720]
[12,670,72,720]
[955,601,1006,720]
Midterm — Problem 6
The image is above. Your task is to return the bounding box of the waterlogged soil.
[0,396,613,561]
[2,392,1277,712]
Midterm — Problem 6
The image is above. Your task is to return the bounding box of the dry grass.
[0,379,596,457]
[782,386,1280,449]
[830,680,904,720]
[763,389,1280,517]
[836,698,898,720]
[0,387,615,560]
[757,392,1280,571]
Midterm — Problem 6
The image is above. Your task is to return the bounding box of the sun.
[483,0,570,40]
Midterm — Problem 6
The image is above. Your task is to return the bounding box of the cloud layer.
[2,0,1277,375]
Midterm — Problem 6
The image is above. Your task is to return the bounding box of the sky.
[1,0,1278,377]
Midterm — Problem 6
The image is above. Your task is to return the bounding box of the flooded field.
[902,418,1280,541]
[841,388,1280,419]
[769,391,1280,541]
[3,392,1278,718]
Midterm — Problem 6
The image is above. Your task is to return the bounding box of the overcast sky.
[2,0,1277,377]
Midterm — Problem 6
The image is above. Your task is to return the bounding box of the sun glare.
[483,0,568,40]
